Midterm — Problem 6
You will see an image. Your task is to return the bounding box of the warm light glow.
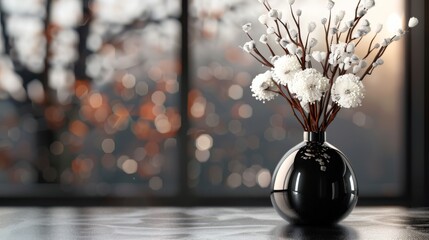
[387,13,402,34]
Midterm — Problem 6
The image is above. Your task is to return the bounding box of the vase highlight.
[270,132,358,225]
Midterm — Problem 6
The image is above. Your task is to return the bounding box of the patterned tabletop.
[0,207,427,239]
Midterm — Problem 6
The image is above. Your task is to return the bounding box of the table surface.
[0,207,428,240]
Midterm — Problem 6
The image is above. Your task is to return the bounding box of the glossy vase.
[270,132,358,225]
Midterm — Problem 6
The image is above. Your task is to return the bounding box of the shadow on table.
[271,224,358,239]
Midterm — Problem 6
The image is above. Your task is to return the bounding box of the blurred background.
[0,0,426,206]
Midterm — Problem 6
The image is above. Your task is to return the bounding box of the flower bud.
[308,22,316,32]
[339,25,349,33]
[408,17,419,28]
[392,35,401,41]
[337,10,345,21]
[271,56,279,63]
[242,23,252,33]
[242,41,255,53]
[279,38,289,48]
[290,29,298,39]
[353,65,361,74]
[288,0,295,5]
[346,20,354,28]
[346,43,355,53]
[258,14,268,25]
[351,55,359,63]
[321,18,327,24]
[269,9,279,19]
[296,48,303,57]
[364,0,375,9]
[362,19,370,26]
[374,43,380,49]
[327,0,335,10]
[312,51,323,62]
[309,38,318,48]
[375,24,383,33]
[296,9,302,17]
[266,27,275,35]
[358,9,367,17]
[286,43,297,54]
[376,58,384,65]
[259,34,268,44]
[359,60,367,68]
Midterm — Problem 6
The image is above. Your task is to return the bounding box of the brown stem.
[250,52,270,66]
[275,20,282,38]
[323,11,332,77]
[273,82,308,130]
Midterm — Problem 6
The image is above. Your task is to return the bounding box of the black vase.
[270,132,358,225]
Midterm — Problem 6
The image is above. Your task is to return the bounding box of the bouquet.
[241,0,418,132]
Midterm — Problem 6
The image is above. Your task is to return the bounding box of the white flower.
[272,55,301,85]
[242,23,252,33]
[408,17,419,28]
[331,74,365,108]
[290,68,329,104]
[258,14,268,25]
[242,41,255,53]
[250,71,278,103]
[327,0,335,10]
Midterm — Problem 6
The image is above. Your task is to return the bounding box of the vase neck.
[303,131,326,143]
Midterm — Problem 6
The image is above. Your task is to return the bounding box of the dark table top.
[0,207,428,239]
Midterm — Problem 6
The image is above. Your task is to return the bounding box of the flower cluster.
[242,0,418,131]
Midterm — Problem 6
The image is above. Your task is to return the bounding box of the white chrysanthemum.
[272,55,301,86]
[331,74,365,108]
[250,71,278,103]
[290,68,329,104]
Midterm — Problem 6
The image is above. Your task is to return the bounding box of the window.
[0,0,423,204]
